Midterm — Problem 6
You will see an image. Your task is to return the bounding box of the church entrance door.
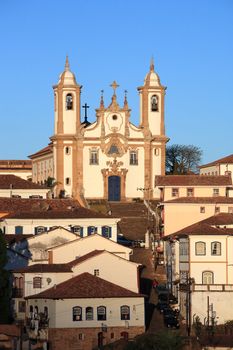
[108,176,121,201]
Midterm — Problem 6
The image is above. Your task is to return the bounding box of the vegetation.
[166,144,202,175]
[0,232,11,323]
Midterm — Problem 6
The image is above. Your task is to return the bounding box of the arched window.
[73,306,82,321]
[102,226,112,238]
[66,94,73,110]
[86,307,93,320]
[195,241,206,255]
[211,241,221,255]
[151,95,159,112]
[33,277,42,289]
[72,226,84,237]
[202,271,214,284]
[65,146,71,155]
[97,306,106,321]
[65,177,71,185]
[15,226,23,235]
[34,226,46,235]
[120,305,130,320]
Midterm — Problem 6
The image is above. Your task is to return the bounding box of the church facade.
[29,58,168,201]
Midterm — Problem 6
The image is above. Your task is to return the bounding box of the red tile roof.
[155,175,232,186]
[4,234,33,244]
[28,144,53,159]
[26,272,144,299]
[199,154,233,168]
[0,175,47,189]
[201,213,233,225]
[14,263,72,273]
[164,196,233,204]
[0,160,32,170]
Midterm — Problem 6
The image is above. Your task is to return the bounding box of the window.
[120,305,130,320]
[195,241,206,255]
[66,93,73,110]
[15,226,23,235]
[72,226,83,237]
[112,115,118,120]
[172,188,179,197]
[215,207,220,214]
[211,241,221,255]
[86,307,93,320]
[200,207,205,213]
[154,148,159,156]
[213,188,219,197]
[73,306,82,321]
[90,149,99,165]
[129,151,138,165]
[97,306,106,321]
[66,177,71,185]
[34,226,46,235]
[65,147,71,155]
[79,334,84,340]
[33,277,42,289]
[94,269,99,276]
[179,241,188,256]
[18,301,26,313]
[151,95,159,111]
[102,226,112,238]
[187,188,194,197]
[88,226,97,235]
[202,271,214,284]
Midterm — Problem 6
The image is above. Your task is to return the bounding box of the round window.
[112,115,117,120]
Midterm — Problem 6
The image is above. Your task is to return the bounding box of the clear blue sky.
[0,0,232,165]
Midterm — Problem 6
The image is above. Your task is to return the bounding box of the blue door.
[108,176,121,201]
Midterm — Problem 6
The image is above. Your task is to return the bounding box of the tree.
[166,144,202,175]
[0,232,11,323]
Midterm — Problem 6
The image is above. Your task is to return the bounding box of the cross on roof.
[110,81,119,95]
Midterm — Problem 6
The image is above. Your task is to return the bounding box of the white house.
[25,272,145,350]
[0,175,48,198]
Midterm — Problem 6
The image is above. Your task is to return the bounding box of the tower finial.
[110,81,119,96]
[65,55,70,71]
[100,90,104,108]
[124,89,128,108]
[150,56,154,72]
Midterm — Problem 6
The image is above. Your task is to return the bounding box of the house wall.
[161,186,227,202]
[49,235,131,263]
[0,189,48,199]
[72,252,139,292]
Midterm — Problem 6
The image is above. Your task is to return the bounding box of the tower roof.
[144,57,161,87]
[57,56,78,86]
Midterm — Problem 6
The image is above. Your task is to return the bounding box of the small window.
[33,277,42,289]
[213,188,219,197]
[18,301,26,313]
[94,269,99,277]
[172,188,179,197]
[154,148,159,156]
[129,151,138,165]
[202,271,214,284]
[73,306,82,321]
[102,226,112,238]
[111,333,114,339]
[211,241,221,255]
[187,188,194,197]
[112,115,118,120]
[66,94,73,110]
[179,241,188,256]
[151,95,159,111]
[35,226,46,235]
[72,226,83,237]
[97,306,106,321]
[195,241,206,255]
[79,334,84,340]
[225,171,232,176]
[65,147,71,155]
[120,305,130,320]
[200,207,205,213]
[66,177,71,185]
[86,307,93,320]
[88,226,97,235]
[90,149,99,165]
[215,207,220,214]
[15,226,23,235]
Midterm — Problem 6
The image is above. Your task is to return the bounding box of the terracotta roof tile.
[0,175,47,189]
[4,234,33,244]
[26,272,144,299]
[14,263,72,273]
[199,154,233,168]
[155,175,232,187]
[28,144,53,159]
[164,196,233,204]
[201,213,233,225]
[0,160,32,170]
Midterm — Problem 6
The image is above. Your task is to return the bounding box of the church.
[29,58,168,202]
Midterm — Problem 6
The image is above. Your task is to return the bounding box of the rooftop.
[0,175,47,189]
[199,154,233,168]
[164,196,233,204]
[155,175,232,187]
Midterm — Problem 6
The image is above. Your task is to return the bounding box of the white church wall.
[62,90,76,134]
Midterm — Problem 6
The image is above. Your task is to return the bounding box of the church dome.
[144,58,161,87]
[58,56,78,86]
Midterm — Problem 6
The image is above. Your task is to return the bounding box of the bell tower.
[51,57,82,197]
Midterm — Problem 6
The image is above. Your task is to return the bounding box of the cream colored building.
[164,213,233,325]
[0,160,32,180]
[29,57,168,201]
[200,154,233,186]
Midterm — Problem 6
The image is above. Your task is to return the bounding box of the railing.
[193,284,233,292]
